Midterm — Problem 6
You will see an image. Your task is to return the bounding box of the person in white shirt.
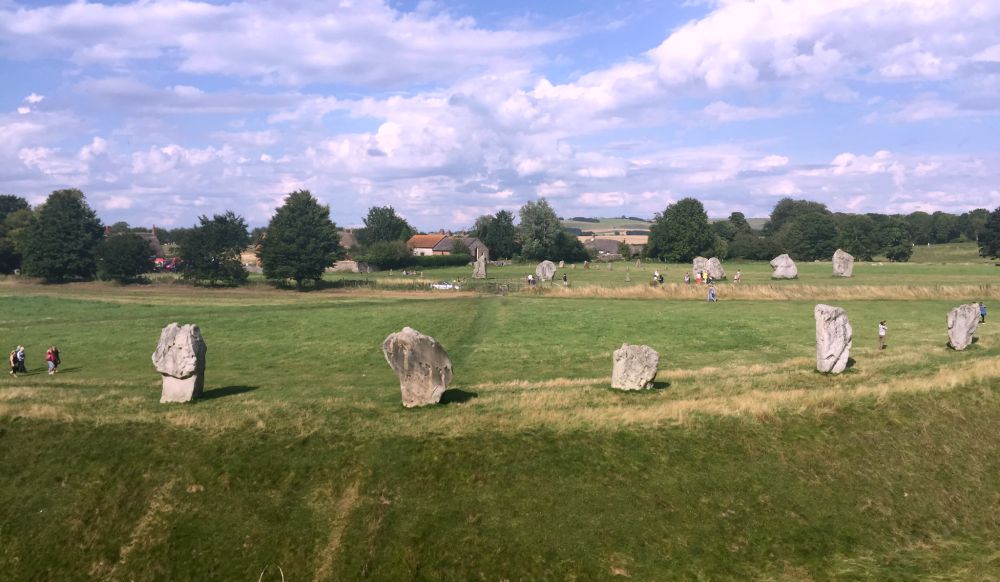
[878,320,887,350]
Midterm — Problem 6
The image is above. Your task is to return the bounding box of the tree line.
[645,197,997,263]
[1,190,997,286]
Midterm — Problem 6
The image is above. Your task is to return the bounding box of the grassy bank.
[1,283,998,579]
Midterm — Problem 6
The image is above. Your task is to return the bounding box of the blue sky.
[1,0,998,229]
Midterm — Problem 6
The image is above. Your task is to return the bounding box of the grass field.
[1,245,998,580]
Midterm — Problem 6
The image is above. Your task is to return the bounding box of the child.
[878,320,887,350]
[981,303,987,324]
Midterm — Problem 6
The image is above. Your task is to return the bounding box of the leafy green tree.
[780,212,838,261]
[259,190,341,287]
[728,212,753,236]
[97,233,153,282]
[21,189,104,282]
[518,199,563,260]
[834,214,879,261]
[108,221,131,235]
[906,211,934,244]
[554,230,589,262]
[959,208,990,241]
[978,207,1000,259]
[0,195,31,273]
[475,209,518,259]
[711,219,737,242]
[356,206,414,245]
[646,198,714,262]
[930,211,960,243]
[764,198,830,236]
[356,240,414,270]
[881,217,913,262]
[180,211,250,286]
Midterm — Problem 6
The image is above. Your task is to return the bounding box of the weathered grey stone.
[382,327,453,407]
[472,250,488,279]
[152,323,207,403]
[833,249,854,277]
[611,344,659,390]
[558,260,565,268]
[814,304,852,373]
[693,256,725,280]
[770,254,798,279]
[947,304,980,350]
[535,260,556,281]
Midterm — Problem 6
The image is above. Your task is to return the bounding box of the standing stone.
[382,327,453,408]
[583,261,590,270]
[472,250,488,279]
[947,304,980,350]
[536,260,556,281]
[833,249,854,277]
[692,256,708,279]
[635,259,641,268]
[152,323,207,403]
[611,344,660,390]
[558,260,565,268]
[707,257,726,280]
[815,305,852,374]
[770,254,798,279]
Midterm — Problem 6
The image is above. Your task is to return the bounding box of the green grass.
[1,273,999,580]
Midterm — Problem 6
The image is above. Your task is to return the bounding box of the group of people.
[8,345,60,377]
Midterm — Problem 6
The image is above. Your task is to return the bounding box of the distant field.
[1,242,998,579]
[561,216,769,232]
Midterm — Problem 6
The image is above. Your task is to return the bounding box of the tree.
[356,240,413,270]
[978,206,1000,259]
[180,211,250,286]
[881,217,913,262]
[259,190,341,287]
[834,214,879,261]
[356,206,414,246]
[930,211,960,243]
[518,199,562,260]
[0,195,31,273]
[906,211,933,245]
[764,198,830,236]
[21,189,104,282]
[728,212,753,236]
[97,233,153,282]
[108,221,132,235]
[959,208,990,241]
[646,198,714,262]
[780,212,838,261]
[554,230,589,262]
[475,209,518,259]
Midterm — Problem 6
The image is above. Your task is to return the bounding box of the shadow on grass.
[54,366,82,374]
[440,388,478,404]
[651,380,671,390]
[201,385,258,400]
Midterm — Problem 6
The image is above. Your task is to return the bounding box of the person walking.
[45,347,56,375]
[52,346,61,373]
[878,320,887,350]
[981,302,987,324]
[15,345,26,374]
[8,349,17,377]
[562,273,568,287]
[683,273,691,284]
[707,284,718,303]
[734,270,742,284]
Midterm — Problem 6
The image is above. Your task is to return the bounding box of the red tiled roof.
[407,234,448,249]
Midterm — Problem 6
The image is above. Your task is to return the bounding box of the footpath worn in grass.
[1,285,999,579]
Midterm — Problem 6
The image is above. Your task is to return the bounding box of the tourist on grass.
[684,273,690,284]
[707,285,718,302]
[15,345,26,374]
[734,270,742,284]
[878,320,887,350]
[981,303,987,324]
[527,274,535,288]
[8,350,16,377]
[562,273,568,286]
[46,346,60,375]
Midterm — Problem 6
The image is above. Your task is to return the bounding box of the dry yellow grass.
[547,283,998,301]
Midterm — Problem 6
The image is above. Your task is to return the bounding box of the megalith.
[770,254,798,279]
[832,249,854,277]
[535,260,556,281]
[611,344,660,390]
[472,250,488,279]
[815,305,852,373]
[947,304,980,350]
[382,327,453,407]
[152,323,207,403]
[693,256,725,280]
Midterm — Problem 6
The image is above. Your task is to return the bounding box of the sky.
[1,0,998,230]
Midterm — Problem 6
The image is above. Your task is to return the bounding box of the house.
[407,234,453,256]
[453,236,489,260]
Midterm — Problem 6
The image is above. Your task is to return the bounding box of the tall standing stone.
[535,260,556,281]
[472,250,488,279]
[694,257,725,280]
[770,254,798,279]
[832,249,854,277]
[947,304,980,350]
[382,327,453,408]
[815,305,852,373]
[611,344,660,390]
[558,260,565,268]
[152,323,207,403]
